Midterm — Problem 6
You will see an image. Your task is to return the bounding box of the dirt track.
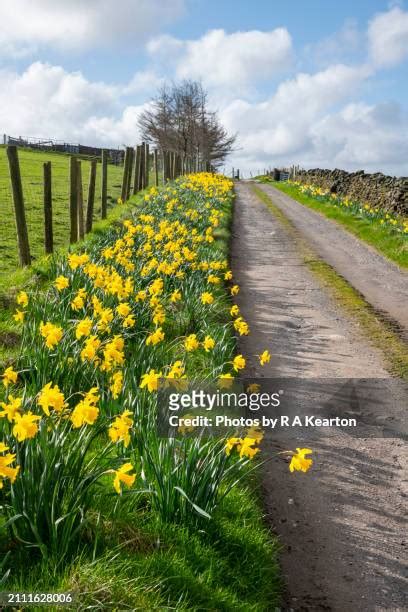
[231,182,408,611]
[258,183,408,339]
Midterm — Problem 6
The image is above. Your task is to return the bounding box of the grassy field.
[0,146,124,273]
[262,178,408,269]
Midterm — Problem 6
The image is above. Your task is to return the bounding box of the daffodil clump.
[1,172,311,563]
[291,180,408,235]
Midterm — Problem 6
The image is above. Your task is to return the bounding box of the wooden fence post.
[77,160,84,240]
[69,156,78,244]
[144,143,150,188]
[6,145,31,266]
[101,149,108,219]
[120,147,131,202]
[126,147,134,200]
[140,142,146,191]
[43,161,53,254]
[133,145,141,194]
[154,149,159,186]
[85,160,97,234]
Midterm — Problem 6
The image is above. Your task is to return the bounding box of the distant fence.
[3,134,124,165]
[3,142,207,268]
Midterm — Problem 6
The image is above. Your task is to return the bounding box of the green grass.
[0,146,124,273]
[270,179,408,269]
[252,185,408,380]
[4,484,280,611]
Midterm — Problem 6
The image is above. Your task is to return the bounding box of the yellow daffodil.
[108,410,133,447]
[13,309,25,323]
[70,388,100,428]
[139,369,162,392]
[232,354,245,372]
[54,276,69,291]
[109,371,123,399]
[68,253,89,269]
[203,335,215,352]
[225,437,241,455]
[16,291,28,308]
[185,334,200,352]
[230,304,239,317]
[289,448,313,473]
[246,383,261,393]
[81,335,101,362]
[2,366,18,388]
[116,302,131,317]
[170,289,182,302]
[146,327,165,346]
[201,292,214,304]
[113,462,136,494]
[0,395,23,422]
[239,437,259,459]
[218,373,234,388]
[0,450,20,489]
[75,317,93,340]
[39,321,63,349]
[259,350,271,366]
[37,382,66,416]
[13,412,41,441]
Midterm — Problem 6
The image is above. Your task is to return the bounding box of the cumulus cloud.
[220,64,371,156]
[310,102,408,172]
[368,6,408,67]
[220,62,408,176]
[0,0,185,55]
[227,97,408,177]
[148,28,293,91]
[0,62,145,145]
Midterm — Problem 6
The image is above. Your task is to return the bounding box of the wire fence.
[1,143,203,274]
[0,147,123,272]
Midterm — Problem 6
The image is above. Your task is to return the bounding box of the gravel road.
[231,182,408,611]
[258,183,408,339]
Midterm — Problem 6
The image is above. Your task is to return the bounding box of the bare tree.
[138,80,236,170]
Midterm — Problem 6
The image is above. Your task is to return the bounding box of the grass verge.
[252,185,408,380]
[270,180,408,269]
[1,177,281,611]
[4,484,280,611]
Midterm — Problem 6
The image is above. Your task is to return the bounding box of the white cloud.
[0,0,185,55]
[0,62,145,145]
[148,28,293,91]
[123,70,164,96]
[220,63,408,176]
[368,6,408,67]
[310,102,408,172]
[220,64,371,156]
[227,98,408,177]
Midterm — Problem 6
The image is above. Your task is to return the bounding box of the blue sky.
[0,0,407,175]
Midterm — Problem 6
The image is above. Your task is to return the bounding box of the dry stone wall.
[294,168,408,215]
